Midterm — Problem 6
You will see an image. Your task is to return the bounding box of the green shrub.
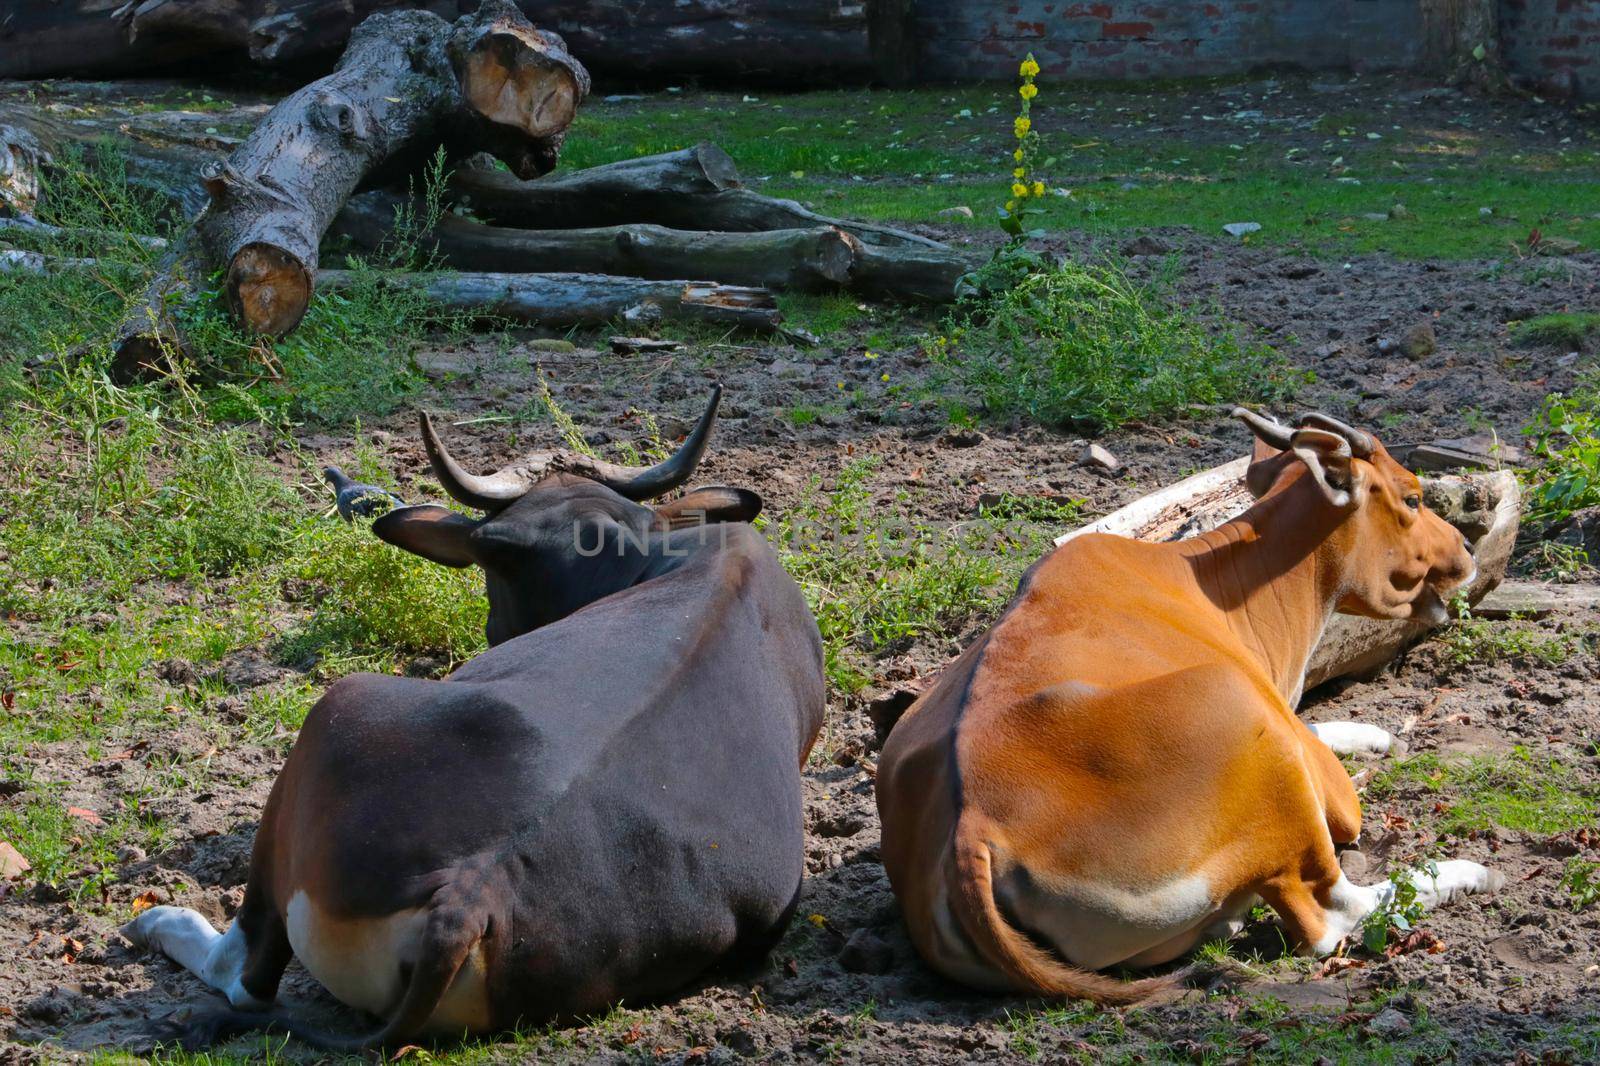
[930,255,1301,431]
[1525,383,1600,525]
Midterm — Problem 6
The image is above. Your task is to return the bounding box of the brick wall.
[1499,0,1600,99]
[909,1,1597,98]
[913,1,1429,82]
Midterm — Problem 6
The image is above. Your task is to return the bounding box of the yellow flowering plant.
[998,53,1045,241]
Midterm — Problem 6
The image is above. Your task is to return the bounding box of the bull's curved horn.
[589,384,723,501]
[1231,406,1294,450]
[1297,412,1374,459]
[419,410,549,511]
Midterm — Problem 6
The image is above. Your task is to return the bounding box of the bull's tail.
[949,818,1186,1006]
[176,901,485,1052]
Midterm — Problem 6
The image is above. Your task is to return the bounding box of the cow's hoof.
[1310,721,1401,756]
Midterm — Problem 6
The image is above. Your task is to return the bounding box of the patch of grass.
[766,457,1045,692]
[283,517,488,667]
[776,292,865,339]
[1368,747,1599,836]
[0,782,167,901]
[930,255,1301,431]
[1435,607,1579,666]
[1511,312,1600,351]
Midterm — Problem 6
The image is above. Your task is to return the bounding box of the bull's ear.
[371,504,480,567]
[1289,427,1358,508]
[655,486,762,529]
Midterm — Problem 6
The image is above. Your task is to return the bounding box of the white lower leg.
[1310,859,1504,954]
[123,906,272,1009]
[1310,721,1398,756]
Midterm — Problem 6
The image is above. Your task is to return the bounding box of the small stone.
[1388,203,1412,221]
[1338,850,1368,879]
[1080,443,1121,473]
[115,844,146,866]
[1368,1007,1412,1036]
[1479,206,1495,217]
[1375,336,1400,355]
[935,206,973,220]
[1400,321,1437,360]
[1538,236,1583,256]
[1222,222,1261,237]
[609,336,682,354]
[838,929,895,974]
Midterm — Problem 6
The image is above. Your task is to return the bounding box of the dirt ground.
[4,76,1600,1063]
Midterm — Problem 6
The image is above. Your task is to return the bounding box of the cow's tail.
[176,900,484,1052]
[949,817,1186,1006]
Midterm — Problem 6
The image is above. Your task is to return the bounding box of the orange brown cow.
[876,408,1502,1003]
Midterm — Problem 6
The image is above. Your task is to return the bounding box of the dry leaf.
[131,890,162,916]
[1,690,14,711]
[0,841,30,879]
[68,807,103,826]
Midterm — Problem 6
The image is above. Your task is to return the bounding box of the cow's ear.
[655,486,762,529]
[1290,427,1358,508]
[372,504,480,567]
[1244,448,1297,498]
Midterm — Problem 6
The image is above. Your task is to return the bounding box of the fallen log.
[317,270,783,332]
[450,146,952,251]
[332,192,966,299]
[0,1,918,84]
[194,0,587,339]
[0,1,423,79]
[0,125,45,218]
[1055,459,1520,705]
[336,203,853,292]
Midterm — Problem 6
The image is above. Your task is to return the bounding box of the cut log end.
[227,243,313,337]
[461,33,581,139]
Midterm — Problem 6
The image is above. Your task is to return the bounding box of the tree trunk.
[1054,460,1520,705]
[317,270,782,331]
[194,0,587,338]
[450,146,952,252]
[1421,0,1510,92]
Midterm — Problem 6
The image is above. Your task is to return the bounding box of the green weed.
[1563,857,1600,912]
[1525,382,1600,525]
[930,255,1300,431]
[1361,863,1433,953]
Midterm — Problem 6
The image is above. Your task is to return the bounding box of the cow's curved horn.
[420,410,552,511]
[592,384,722,501]
[1231,406,1294,449]
[1297,412,1374,459]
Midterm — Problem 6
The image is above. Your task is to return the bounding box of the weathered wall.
[1498,0,1600,98]
[912,1,1430,82]
[909,1,1597,98]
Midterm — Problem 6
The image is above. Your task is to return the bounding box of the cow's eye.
[1404,494,1421,511]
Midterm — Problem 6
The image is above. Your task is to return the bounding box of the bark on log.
[1054,459,1521,705]
[193,0,588,339]
[333,194,855,292]
[449,145,952,251]
[316,270,782,332]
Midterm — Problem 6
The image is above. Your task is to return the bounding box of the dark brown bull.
[124,387,826,1048]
